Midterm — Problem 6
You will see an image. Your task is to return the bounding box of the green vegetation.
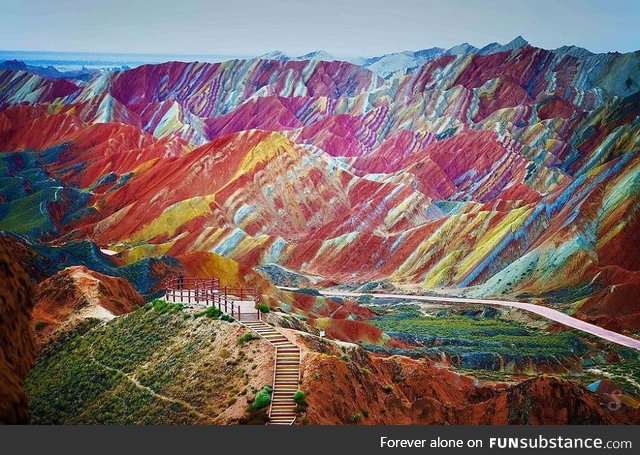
[258,303,270,313]
[252,385,272,410]
[585,349,640,396]
[146,298,183,314]
[293,390,306,406]
[195,306,222,318]
[369,303,584,360]
[348,412,363,424]
[190,305,235,322]
[366,302,640,386]
[25,305,255,424]
[237,333,257,345]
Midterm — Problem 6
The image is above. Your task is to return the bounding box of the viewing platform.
[163,276,261,321]
[162,275,301,425]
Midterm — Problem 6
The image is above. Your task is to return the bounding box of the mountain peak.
[507,35,529,48]
[259,50,288,61]
[445,42,479,55]
[296,50,336,61]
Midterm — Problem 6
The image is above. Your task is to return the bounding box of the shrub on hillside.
[293,390,306,406]
[147,299,183,314]
[237,333,257,345]
[252,385,272,410]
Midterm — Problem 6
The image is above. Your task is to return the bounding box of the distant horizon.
[3,0,640,57]
[2,33,638,64]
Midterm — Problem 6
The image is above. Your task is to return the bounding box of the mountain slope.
[0,41,639,334]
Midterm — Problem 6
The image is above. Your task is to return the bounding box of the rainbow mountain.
[1,39,639,332]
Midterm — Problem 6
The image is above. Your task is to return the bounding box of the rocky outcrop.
[33,266,145,345]
[0,240,35,424]
[297,336,640,425]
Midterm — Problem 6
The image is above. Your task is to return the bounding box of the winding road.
[277,287,640,351]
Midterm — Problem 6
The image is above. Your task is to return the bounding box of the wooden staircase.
[242,320,300,425]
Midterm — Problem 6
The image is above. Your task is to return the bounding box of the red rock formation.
[575,266,640,333]
[299,341,640,425]
[0,239,35,424]
[33,266,145,344]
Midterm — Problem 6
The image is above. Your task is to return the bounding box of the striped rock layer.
[1,44,639,331]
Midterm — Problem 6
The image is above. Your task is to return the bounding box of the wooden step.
[244,318,302,426]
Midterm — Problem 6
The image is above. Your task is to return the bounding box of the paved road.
[277,287,640,351]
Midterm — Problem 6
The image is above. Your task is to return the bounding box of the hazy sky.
[2,0,639,56]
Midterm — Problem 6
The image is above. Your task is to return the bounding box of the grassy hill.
[26,302,274,424]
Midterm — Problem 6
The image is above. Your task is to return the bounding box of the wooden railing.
[163,276,261,321]
[164,276,219,291]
